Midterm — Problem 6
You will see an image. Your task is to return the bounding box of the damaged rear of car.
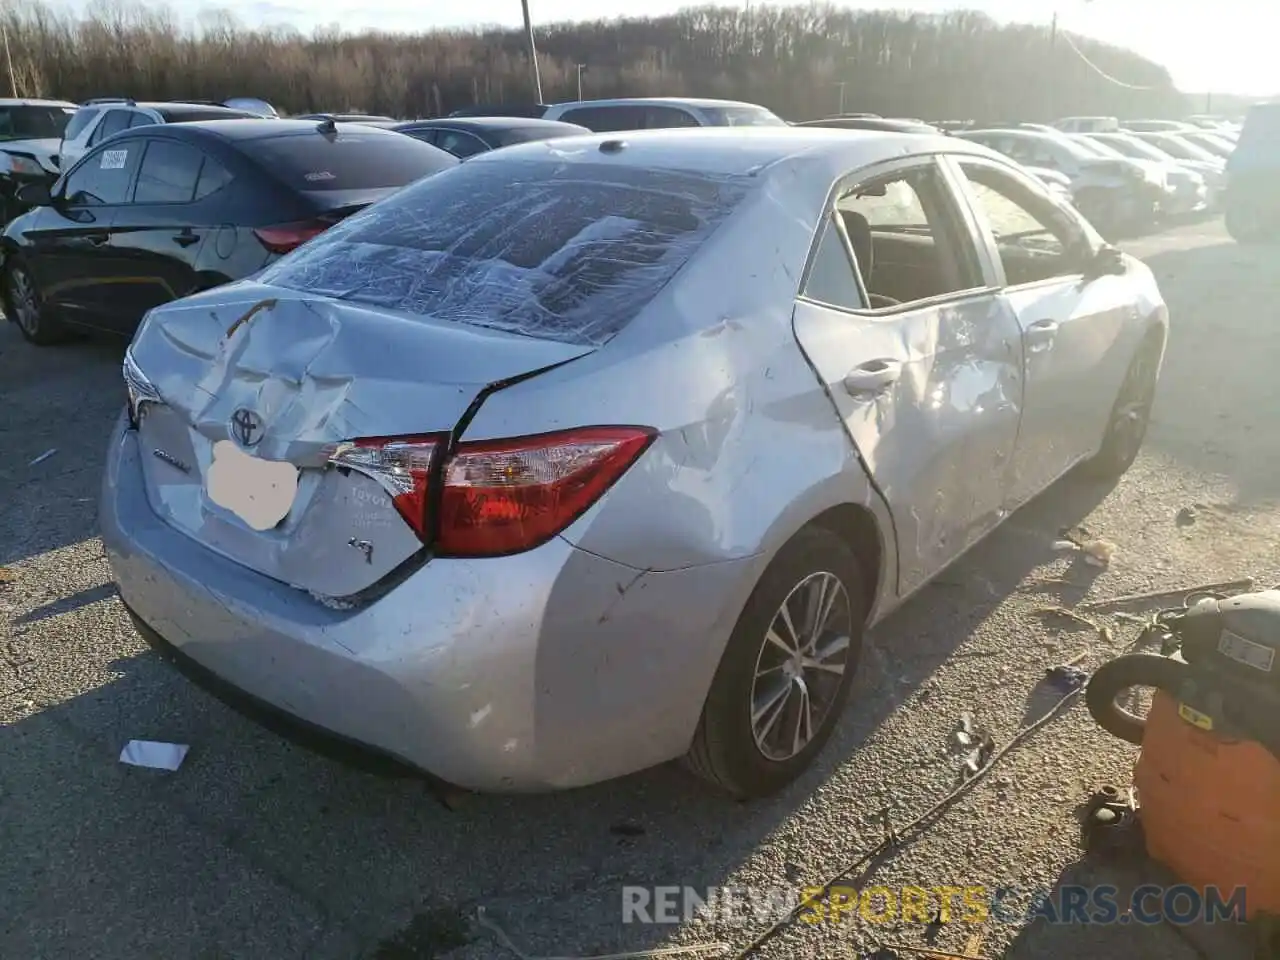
[102,145,777,790]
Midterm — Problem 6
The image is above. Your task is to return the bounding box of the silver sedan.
[101,128,1167,797]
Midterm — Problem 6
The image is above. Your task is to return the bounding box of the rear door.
[945,156,1133,507]
[24,140,141,328]
[102,137,217,334]
[790,157,1024,595]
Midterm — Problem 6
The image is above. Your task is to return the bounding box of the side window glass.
[835,163,983,306]
[89,109,131,146]
[405,128,438,145]
[194,157,234,200]
[62,108,96,142]
[63,140,141,206]
[956,161,1082,286]
[644,107,699,129]
[568,106,644,132]
[128,112,157,129]
[435,130,487,158]
[134,140,204,203]
[801,216,865,310]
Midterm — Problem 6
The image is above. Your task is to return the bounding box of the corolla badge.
[230,408,265,448]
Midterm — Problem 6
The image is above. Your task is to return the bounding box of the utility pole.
[576,63,586,101]
[835,81,847,115]
[2,22,15,98]
[520,0,543,104]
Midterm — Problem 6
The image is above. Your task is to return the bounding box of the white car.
[540,97,787,132]
[0,98,77,221]
[59,99,261,170]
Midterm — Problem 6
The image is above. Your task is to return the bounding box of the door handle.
[843,358,903,396]
[1025,319,1059,349]
[172,230,199,248]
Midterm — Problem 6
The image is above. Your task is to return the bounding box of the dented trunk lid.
[127,282,592,599]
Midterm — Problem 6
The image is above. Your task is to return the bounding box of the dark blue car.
[1225,102,1280,243]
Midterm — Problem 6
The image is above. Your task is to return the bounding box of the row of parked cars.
[1,89,1270,799]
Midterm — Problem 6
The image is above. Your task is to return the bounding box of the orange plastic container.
[1134,691,1280,919]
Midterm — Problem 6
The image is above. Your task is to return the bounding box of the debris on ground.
[609,819,646,838]
[0,566,15,585]
[1079,576,1256,610]
[1176,506,1198,527]
[476,905,730,959]
[27,448,57,466]
[951,712,995,782]
[1035,605,1099,631]
[1079,538,1118,568]
[118,740,189,771]
[881,941,988,960]
[1045,648,1090,692]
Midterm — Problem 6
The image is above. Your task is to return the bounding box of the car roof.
[398,117,587,132]
[550,97,771,111]
[465,126,994,178]
[126,118,409,143]
[0,98,76,108]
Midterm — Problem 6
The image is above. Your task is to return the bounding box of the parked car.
[796,117,939,134]
[1053,116,1120,133]
[367,116,590,158]
[1179,130,1238,160]
[1128,131,1227,203]
[1121,119,1195,133]
[295,112,397,123]
[1224,101,1280,243]
[956,129,1164,232]
[1,119,458,344]
[221,98,280,119]
[540,97,787,131]
[0,98,77,222]
[1080,132,1207,216]
[103,127,1167,798]
[448,103,549,119]
[60,100,263,171]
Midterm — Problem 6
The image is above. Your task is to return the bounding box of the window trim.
[797,154,999,318]
[432,128,490,158]
[942,154,1098,293]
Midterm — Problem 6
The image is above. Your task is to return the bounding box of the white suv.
[59,99,260,170]
[0,98,77,221]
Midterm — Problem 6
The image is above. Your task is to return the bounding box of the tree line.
[0,0,1188,122]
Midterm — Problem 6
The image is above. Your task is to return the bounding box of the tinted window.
[195,157,234,199]
[62,140,141,206]
[63,107,97,142]
[434,130,489,158]
[558,106,646,132]
[802,217,865,310]
[0,105,73,141]
[156,108,257,123]
[700,106,786,127]
[242,131,458,191]
[133,140,204,203]
[90,109,134,146]
[258,159,753,346]
[128,112,157,129]
[400,128,438,145]
[644,106,699,129]
[497,126,583,147]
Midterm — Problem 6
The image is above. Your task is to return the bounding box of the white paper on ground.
[119,740,190,771]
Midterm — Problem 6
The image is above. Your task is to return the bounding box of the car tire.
[4,257,66,345]
[683,526,866,799]
[1081,332,1162,480]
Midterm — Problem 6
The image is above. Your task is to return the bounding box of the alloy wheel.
[749,571,853,762]
[1106,346,1157,463]
[9,265,40,337]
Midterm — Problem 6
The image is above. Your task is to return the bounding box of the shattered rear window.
[256,157,753,346]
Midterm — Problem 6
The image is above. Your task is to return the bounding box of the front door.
[790,157,1025,595]
[102,138,215,335]
[946,157,1134,508]
[25,139,141,329]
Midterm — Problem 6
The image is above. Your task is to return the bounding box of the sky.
[71,0,1280,96]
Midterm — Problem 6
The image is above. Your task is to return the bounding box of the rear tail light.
[253,219,331,254]
[329,426,655,557]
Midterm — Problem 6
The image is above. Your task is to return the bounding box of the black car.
[1,119,458,345]
[295,113,397,123]
[370,116,590,158]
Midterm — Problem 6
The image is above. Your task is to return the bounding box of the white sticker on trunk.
[205,440,299,531]
[100,149,128,170]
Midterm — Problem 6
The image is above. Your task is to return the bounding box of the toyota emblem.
[230,408,265,448]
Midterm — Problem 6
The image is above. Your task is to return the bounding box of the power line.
[1056,27,1161,91]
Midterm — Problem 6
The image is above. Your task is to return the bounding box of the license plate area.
[205,439,299,531]
[1217,629,1275,674]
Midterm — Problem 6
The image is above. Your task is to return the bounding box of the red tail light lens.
[327,435,441,538]
[437,426,656,557]
[328,426,655,557]
[253,220,330,254]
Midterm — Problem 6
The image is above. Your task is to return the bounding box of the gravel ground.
[1,217,1277,960]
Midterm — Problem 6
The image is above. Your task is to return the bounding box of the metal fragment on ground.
[119,740,190,771]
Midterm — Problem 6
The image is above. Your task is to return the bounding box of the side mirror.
[16,182,52,207]
[1083,244,1126,282]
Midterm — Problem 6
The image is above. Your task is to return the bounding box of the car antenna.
[315,116,337,135]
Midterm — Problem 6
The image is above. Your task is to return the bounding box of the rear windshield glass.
[497,126,582,147]
[243,131,458,191]
[257,158,752,345]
